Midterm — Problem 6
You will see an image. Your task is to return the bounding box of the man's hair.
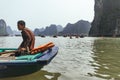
[17,20,26,26]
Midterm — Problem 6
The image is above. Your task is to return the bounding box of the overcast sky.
[0,0,94,30]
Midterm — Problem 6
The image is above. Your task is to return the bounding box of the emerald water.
[91,38,120,80]
[0,37,119,80]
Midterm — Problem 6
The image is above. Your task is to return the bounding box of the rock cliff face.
[89,0,120,37]
[0,19,8,36]
[6,26,13,36]
[34,28,41,36]
[56,25,63,33]
[34,25,63,36]
[61,20,91,35]
[42,24,58,36]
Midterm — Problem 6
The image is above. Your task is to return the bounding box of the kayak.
[0,46,58,78]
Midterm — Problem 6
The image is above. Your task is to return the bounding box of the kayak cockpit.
[0,46,58,64]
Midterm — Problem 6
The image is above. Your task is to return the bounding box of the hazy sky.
[0,0,94,30]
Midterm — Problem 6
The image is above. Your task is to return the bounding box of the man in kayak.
[16,20,35,56]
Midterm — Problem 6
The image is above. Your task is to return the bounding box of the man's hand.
[18,48,26,52]
[18,47,30,54]
[20,48,26,51]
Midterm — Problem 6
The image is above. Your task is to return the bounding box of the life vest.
[31,42,55,54]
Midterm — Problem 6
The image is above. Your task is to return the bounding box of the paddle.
[0,46,31,55]
[0,50,18,55]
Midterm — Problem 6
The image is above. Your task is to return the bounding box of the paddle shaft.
[0,50,18,55]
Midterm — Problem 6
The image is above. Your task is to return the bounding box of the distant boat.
[15,35,21,36]
[53,35,57,38]
[39,35,45,38]
[80,35,84,38]
[0,34,9,36]
[70,36,72,39]
[63,35,67,37]
[75,35,79,38]
[40,35,45,38]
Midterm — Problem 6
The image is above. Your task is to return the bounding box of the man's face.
[17,24,24,30]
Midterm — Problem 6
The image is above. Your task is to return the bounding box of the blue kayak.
[0,46,58,78]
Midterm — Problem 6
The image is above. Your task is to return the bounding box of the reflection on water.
[92,38,120,80]
[0,70,61,80]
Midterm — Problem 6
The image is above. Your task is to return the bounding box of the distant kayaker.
[16,20,35,56]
